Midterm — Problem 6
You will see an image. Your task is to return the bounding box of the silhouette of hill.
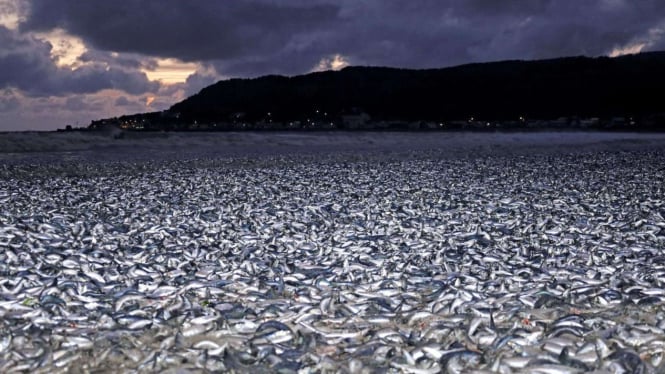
[91,52,665,131]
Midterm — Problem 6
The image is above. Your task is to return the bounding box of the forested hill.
[169,52,665,123]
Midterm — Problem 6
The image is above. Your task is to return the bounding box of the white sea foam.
[0,130,664,157]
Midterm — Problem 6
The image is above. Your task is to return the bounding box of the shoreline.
[1,130,665,155]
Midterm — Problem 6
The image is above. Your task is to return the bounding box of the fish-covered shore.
[1,132,665,373]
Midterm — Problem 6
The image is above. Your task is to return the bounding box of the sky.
[1,0,664,131]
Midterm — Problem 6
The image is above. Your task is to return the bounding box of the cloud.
[78,50,148,70]
[63,95,87,110]
[20,0,341,62]
[63,95,104,111]
[182,69,220,96]
[314,54,350,72]
[0,25,159,96]
[322,0,665,67]
[114,95,131,107]
[10,0,665,79]
[0,0,27,30]
[0,88,166,130]
[0,89,20,112]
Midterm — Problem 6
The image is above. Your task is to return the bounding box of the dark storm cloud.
[20,0,341,62]
[0,26,159,96]
[79,50,148,70]
[457,0,665,60]
[20,0,665,78]
[182,70,220,96]
[326,0,665,67]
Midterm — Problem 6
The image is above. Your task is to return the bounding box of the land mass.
[89,52,665,131]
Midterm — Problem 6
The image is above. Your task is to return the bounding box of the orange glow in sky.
[609,43,646,57]
[314,54,350,72]
[0,0,21,29]
[34,28,88,68]
[142,58,198,84]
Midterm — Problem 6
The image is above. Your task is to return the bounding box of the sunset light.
[0,0,21,29]
[34,28,88,68]
[142,58,198,84]
[315,54,350,72]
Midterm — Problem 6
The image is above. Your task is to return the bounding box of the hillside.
[92,52,665,130]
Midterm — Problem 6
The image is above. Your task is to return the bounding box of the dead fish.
[1,144,665,372]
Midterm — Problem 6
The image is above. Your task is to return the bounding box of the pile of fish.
[0,148,665,373]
